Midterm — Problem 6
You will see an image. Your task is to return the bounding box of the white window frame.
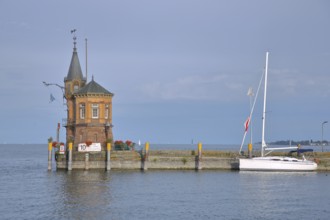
[92,104,99,119]
[105,104,109,119]
[79,103,85,119]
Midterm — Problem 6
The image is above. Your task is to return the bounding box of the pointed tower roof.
[65,35,85,82]
[75,76,113,96]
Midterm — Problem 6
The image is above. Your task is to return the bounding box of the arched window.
[73,82,79,92]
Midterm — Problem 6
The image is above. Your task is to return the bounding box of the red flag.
[244,117,250,131]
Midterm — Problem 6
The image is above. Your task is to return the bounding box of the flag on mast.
[247,87,254,96]
[244,117,250,132]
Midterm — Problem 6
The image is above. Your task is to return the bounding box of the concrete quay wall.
[56,150,239,170]
[55,150,330,171]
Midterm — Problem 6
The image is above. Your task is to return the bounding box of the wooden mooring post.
[85,153,89,170]
[106,142,111,171]
[48,142,52,171]
[248,143,253,158]
[196,142,202,170]
[68,142,73,171]
[142,142,149,171]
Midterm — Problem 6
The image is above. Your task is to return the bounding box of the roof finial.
[92,75,94,81]
[71,29,77,51]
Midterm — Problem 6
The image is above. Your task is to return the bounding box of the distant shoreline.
[262,140,329,146]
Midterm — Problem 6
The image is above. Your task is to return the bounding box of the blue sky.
[0,0,329,144]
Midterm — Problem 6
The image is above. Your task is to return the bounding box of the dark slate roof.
[65,49,84,81]
[75,78,113,96]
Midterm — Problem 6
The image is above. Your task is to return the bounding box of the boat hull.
[239,157,317,171]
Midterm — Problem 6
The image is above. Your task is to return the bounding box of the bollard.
[48,142,52,171]
[68,142,73,171]
[197,142,202,170]
[85,153,89,170]
[106,142,111,171]
[143,142,149,171]
[248,143,253,158]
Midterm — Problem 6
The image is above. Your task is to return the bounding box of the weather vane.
[71,29,77,49]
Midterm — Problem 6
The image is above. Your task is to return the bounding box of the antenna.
[85,38,88,81]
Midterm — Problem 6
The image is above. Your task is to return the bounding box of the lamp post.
[42,81,64,94]
[43,81,65,102]
[105,122,113,139]
[322,121,328,152]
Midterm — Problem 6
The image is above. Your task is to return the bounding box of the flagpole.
[239,130,248,154]
[85,38,88,81]
[248,88,254,145]
[239,70,264,155]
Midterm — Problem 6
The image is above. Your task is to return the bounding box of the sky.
[0,0,329,145]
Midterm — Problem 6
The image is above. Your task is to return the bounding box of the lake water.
[0,144,329,220]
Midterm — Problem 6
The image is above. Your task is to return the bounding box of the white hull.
[239,157,317,171]
[239,53,318,172]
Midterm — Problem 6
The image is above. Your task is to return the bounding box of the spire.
[65,29,84,82]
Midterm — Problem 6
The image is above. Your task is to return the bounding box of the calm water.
[0,144,329,220]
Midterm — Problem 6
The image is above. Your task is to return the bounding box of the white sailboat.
[239,52,317,171]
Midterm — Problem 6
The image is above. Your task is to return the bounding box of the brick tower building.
[64,36,114,151]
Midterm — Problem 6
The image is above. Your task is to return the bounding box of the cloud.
[139,73,248,102]
[0,20,31,31]
[135,66,330,104]
[269,68,330,99]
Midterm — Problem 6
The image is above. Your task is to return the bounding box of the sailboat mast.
[261,52,269,157]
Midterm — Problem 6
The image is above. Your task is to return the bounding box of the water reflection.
[237,171,319,219]
[50,170,112,219]
[43,169,329,220]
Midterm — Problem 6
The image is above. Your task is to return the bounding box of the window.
[73,82,79,92]
[105,104,109,119]
[79,103,85,119]
[92,104,99,119]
